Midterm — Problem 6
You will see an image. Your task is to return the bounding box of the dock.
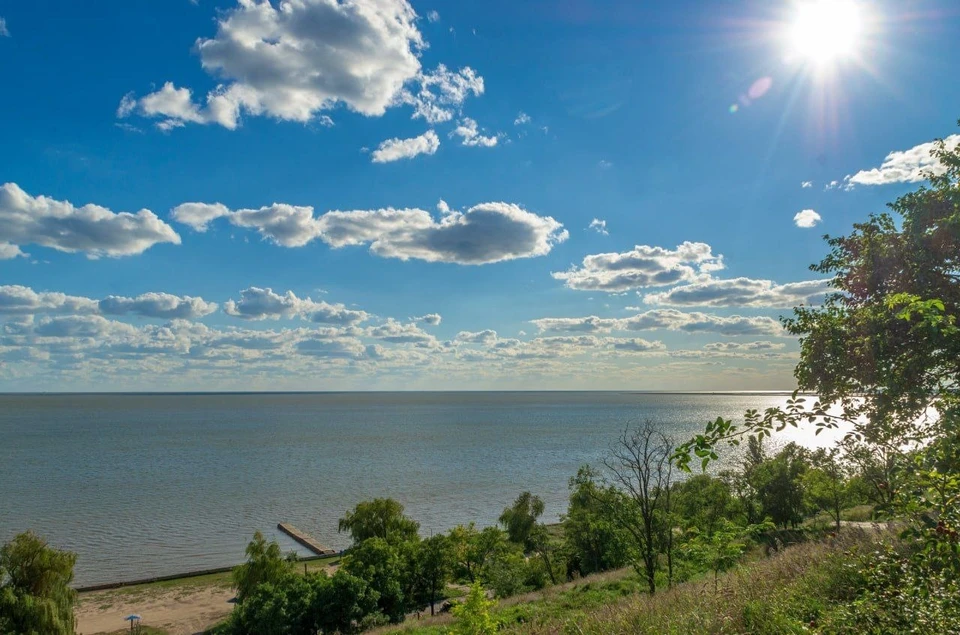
[277,523,337,556]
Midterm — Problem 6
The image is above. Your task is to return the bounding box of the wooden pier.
[277,523,337,556]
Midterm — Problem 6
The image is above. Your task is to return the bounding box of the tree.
[449,582,497,635]
[232,531,296,603]
[681,519,772,593]
[225,575,314,635]
[596,421,676,595]
[340,537,407,623]
[411,534,454,616]
[803,448,851,531]
[0,532,77,635]
[498,492,557,584]
[448,524,506,583]
[671,474,737,535]
[311,570,380,634]
[751,443,809,528]
[338,498,420,545]
[563,466,628,576]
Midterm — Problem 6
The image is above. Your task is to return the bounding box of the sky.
[0,0,958,392]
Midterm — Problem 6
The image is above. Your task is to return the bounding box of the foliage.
[803,448,856,530]
[0,531,77,635]
[751,442,809,528]
[410,534,455,616]
[498,492,558,584]
[447,524,505,583]
[670,474,738,534]
[338,498,421,546]
[681,519,773,592]
[448,583,497,635]
[232,531,296,604]
[341,537,409,623]
[563,466,629,576]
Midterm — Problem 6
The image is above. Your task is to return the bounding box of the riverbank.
[76,554,340,635]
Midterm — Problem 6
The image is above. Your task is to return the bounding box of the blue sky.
[1,0,958,391]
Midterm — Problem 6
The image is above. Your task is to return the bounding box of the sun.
[785,0,864,66]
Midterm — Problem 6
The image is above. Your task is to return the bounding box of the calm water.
[0,391,805,586]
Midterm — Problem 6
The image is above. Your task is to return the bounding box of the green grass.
[374,529,887,634]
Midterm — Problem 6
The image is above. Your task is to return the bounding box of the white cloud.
[99,293,219,319]
[451,118,500,147]
[437,199,451,213]
[0,17,9,37]
[0,286,99,315]
[0,286,217,320]
[0,183,181,258]
[172,199,567,264]
[801,181,813,188]
[514,112,531,126]
[0,243,26,260]
[172,202,323,247]
[426,10,440,22]
[793,209,821,228]
[846,135,960,186]
[120,0,485,130]
[402,65,485,124]
[223,287,369,324]
[455,329,498,345]
[643,277,831,308]
[552,242,724,292]
[316,202,568,264]
[610,338,666,352]
[366,319,438,346]
[372,130,440,163]
[588,218,608,235]
[532,309,785,337]
[703,341,785,352]
[414,313,442,326]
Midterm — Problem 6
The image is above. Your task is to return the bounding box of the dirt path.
[76,585,235,635]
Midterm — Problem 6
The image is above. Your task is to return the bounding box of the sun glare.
[786,0,863,66]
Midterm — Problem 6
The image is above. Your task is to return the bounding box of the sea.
[0,391,829,587]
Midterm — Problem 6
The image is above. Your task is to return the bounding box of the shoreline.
[74,552,339,593]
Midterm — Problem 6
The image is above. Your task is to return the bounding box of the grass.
[374,529,885,634]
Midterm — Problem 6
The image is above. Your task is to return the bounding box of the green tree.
[311,570,380,634]
[681,519,772,593]
[498,492,558,584]
[338,498,420,545]
[803,448,851,531]
[340,537,408,623]
[751,443,809,528]
[225,575,314,635]
[0,532,77,635]
[448,524,505,583]
[448,582,497,635]
[671,474,737,535]
[411,534,454,616]
[232,531,296,604]
[563,466,628,576]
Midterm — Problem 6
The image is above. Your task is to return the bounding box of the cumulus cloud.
[172,199,566,264]
[588,218,608,235]
[643,277,831,308]
[172,202,323,247]
[0,286,99,315]
[514,112,531,125]
[402,65,485,124]
[532,309,785,337]
[426,10,440,22]
[0,286,217,320]
[414,313,442,326]
[846,134,960,186]
[451,118,500,147]
[552,242,724,292]
[610,338,666,352]
[801,181,813,188]
[0,183,181,258]
[120,1,483,130]
[371,130,440,163]
[703,341,785,352]
[223,287,369,324]
[455,330,498,345]
[0,243,27,260]
[366,319,438,346]
[316,202,568,264]
[99,293,218,319]
[793,209,821,228]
